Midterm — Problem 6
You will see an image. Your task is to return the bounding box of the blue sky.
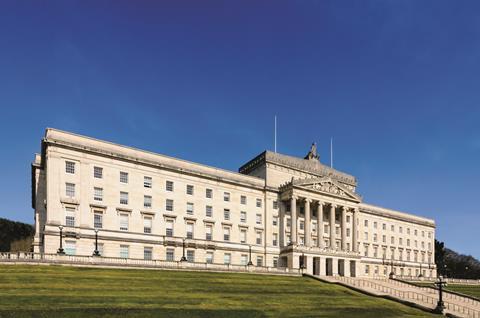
[1,1,479,258]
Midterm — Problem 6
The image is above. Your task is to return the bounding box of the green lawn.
[0,265,437,318]
[414,282,480,299]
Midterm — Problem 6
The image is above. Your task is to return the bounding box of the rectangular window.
[206,205,213,217]
[240,254,248,266]
[273,257,278,268]
[256,256,263,267]
[240,229,247,244]
[206,251,213,264]
[120,245,129,258]
[391,225,395,232]
[186,185,194,195]
[94,166,103,179]
[66,183,75,197]
[187,250,195,263]
[166,180,174,192]
[94,212,103,229]
[223,209,230,220]
[144,176,152,188]
[256,214,262,225]
[144,195,152,208]
[186,202,194,215]
[186,222,194,239]
[65,161,75,174]
[374,221,377,229]
[273,200,278,210]
[206,188,213,198]
[65,207,75,227]
[205,225,213,241]
[144,216,152,233]
[240,195,247,205]
[399,226,403,234]
[300,221,304,230]
[373,233,377,242]
[144,247,153,260]
[272,216,278,226]
[65,240,76,255]
[382,235,386,243]
[256,231,262,245]
[224,192,230,202]
[166,199,174,212]
[391,236,395,244]
[166,220,174,237]
[224,253,231,265]
[273,233,278,246]
[166,248,175,261]
[346,228,351,237]
[94,187,103,201]
[240,211,247,223]
[364,220,368,227]
[256,198,262,208]
[120,191,128,205]
[119,214,129,231]
[120,171,128,184]
[223,227,230,241]
[399,238,403,245]
[382,223,386,230]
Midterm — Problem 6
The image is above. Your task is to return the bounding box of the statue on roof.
[304,142,319,161]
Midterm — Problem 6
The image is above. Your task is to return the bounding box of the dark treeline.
[435,240,480,279]
[0,218,34,252]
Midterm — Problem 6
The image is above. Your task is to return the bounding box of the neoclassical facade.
[32,129,436,278]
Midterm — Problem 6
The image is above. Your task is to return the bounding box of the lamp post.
[57,225,65,255]
[300,252,306,274]
[433,275,447,314]
[247,245,253,266]
[180,238,187,262]
[93,229,100,256]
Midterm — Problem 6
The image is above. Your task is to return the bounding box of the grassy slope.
[0,265,437,318]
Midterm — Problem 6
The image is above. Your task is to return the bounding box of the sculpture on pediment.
[304,142,319,161]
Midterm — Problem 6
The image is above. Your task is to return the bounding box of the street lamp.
[247,245,253,266]
[57,225,65,255]
[180,238,187,262]
[93,229,100,256]
[300,252,306,274]
[433,275,447,314]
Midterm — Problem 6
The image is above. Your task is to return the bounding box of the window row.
[363,219,432,239]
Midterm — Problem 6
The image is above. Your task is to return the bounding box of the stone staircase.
[325,276,480,318]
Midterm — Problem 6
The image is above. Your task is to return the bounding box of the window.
[187,250,195,263]
[240,195,246,205]
[374,221,377,229]
[382,223,386,230]
[94,211,103,229]
[224,192,230,202]
[382,235,386,243]
[94,166,103,179]
[166,220,174,237]
[399,238,403,245]
[144,216,152,234]
[407,239,410,247]
[206,205,213,217]
[65,207,75,227]
[256,256,263,267]
[166,180,174,192]
[287,235,291,245]
[119,214,129,231]
[223,209,230,220]
[299,221,304,230]
[391,225,395,232]
[186,222,194,239]
[65,161,75,174]
[224,253,231,265]
[414,229,418,236]
[346,228,351,237]
[272,216,278,226]
[273,200,278,210]
[240,254,248,265]
[120,171,128,184]
[256,231,262,245]
[273,233,278,246]
[206,251,213,264]
[240,229,247,244]
[407,228,410,235]
[364,220,368,227]
[120,245,129,258]
[119,191,128,205]
[66,183,75,197]
[273,257,278,268]
[373,233,377,242]
[391,236,395,244]
[186,202,194,215]
[346,215,350,223]
[166,248,174,261]
[186,185,194,195]
[240,211,247,223]
[144,195,152,208]
[256,214,262,225]
[205,225,213,241]
[166,199,173,212]
[373,246,378,258]
[144,247,153,260]
[399,226,403,234]
[364,245,369,257]
[94,187,103,201]
[144,176,152,188]
[223,227,230,241]
[287,218,292,228]
[206,188,213,198]
[65,240,76,255]
[256,198,262,208]
[94,243,104,256]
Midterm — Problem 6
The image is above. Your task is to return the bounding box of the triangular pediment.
[292,177,362,202]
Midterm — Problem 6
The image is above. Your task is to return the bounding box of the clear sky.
[1,1,479,259]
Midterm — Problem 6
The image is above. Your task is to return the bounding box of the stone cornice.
[359,203,435,228]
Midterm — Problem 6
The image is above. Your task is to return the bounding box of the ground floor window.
[206,251,213,264]
[144,247,152,260]
[273,257,278,268]
[166,248,174,261]
[187,250,195,263]
[240,254,248,265]
[120,245,129,259]
[65,240,76,255]
[224,253,231,265]
[256,256,263,267]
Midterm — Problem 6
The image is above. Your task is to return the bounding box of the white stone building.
[32,128,436,278]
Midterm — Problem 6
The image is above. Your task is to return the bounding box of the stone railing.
[0,252,300,276]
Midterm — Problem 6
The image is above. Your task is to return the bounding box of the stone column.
[317,201,324,248]
[329,204,336,249]
[290,195,297,245]
[304,199,311,246]
[341,206,347,251]
[352,208,359,252]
